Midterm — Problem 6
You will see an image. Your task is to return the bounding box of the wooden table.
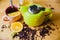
[0,0,60,40]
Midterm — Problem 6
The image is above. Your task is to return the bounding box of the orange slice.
[10,22,23,32]
[8,11,20,17]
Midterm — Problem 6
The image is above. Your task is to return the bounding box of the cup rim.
[5,5,20,18]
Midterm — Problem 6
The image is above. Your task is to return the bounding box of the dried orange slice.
[8,11,20,17]
[10,22,23,32]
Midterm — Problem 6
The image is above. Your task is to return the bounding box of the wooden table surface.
[0,0,60,40]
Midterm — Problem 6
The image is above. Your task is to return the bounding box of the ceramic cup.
[2,5,21,22]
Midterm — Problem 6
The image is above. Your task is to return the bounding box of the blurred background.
[0,0,60,40]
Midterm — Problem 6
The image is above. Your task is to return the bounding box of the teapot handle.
[44,8,53,18]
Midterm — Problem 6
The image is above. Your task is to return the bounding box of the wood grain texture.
[0,0,60,40]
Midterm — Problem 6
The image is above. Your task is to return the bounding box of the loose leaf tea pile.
[13,24,36,40]
[13,19,59,40]
[40,25,55,40]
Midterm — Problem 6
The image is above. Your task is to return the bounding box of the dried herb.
[1,25,7,29]
[40,25,55,38]
[39,19,58,40]
[51,8,54,10]
[13,19,58,40]
[40,19,51,26]
[13,24,36,40]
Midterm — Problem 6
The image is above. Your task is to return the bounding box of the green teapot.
[19,4,52,26]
